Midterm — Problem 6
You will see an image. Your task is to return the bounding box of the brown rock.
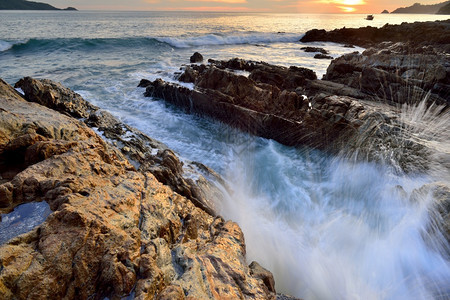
[0,78,276,300]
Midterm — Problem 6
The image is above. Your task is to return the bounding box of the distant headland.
[390,0,449,13]
[0,0,77,10]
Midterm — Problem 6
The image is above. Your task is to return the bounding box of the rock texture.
[141,55,449,172]
[0,78,276,299]
[15,77,220,216]
[300,19,450,51]
[323,42,450,106]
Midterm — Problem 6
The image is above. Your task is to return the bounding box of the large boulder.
[0,78,276,299]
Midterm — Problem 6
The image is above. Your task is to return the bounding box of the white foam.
[156,32,302,48]
[0,40,13,52]
[0,39,28,52]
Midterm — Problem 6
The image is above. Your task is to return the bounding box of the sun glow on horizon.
[338,6,357,12]
[316,0,366,12]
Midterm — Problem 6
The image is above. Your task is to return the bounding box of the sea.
[1,11,449,299]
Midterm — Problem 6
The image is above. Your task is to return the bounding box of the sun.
[339,0,365,5]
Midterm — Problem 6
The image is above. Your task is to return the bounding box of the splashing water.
[214,98,450,299]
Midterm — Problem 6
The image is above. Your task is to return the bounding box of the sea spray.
[218,140,450,299]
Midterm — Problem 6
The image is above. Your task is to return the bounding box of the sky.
[44,0,443,13]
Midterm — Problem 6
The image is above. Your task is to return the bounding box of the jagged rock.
[141,57,450,173]
[300,46,329,54]
[323,43,450,105]
[190,52,203,63]
[15,77,221,216]
[0,78,276,299]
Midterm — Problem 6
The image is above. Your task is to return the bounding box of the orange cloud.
[184,0,247,2]
[163,6,251,11]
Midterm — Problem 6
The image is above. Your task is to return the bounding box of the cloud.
[184,0,247,3]
[162,6,251,11]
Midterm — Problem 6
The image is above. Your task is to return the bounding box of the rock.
[313,53,333,59]
[300,19,450,50]
[16,77,222,216]
[15,77,98,119]
[190,52,203,63]
[300,46,329,54]
[323,42,450,105]
[391,1,449,14]
[343,44,355,48]
[381,9,389,13]
[141,56,449,173]
[0,78,276,299]
[137,78,152,88]
[437,2,450,14]
[249,261,276,293]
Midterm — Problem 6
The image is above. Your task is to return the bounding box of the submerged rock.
[313,53,333,59]
[300,46,329,54]
[0,78,276,299]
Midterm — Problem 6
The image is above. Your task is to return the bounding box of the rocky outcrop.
[15,77,219,216]
[437,2,450,14]
[140,57,449,173]
[0,78,277,299]
[300,19,450,50]
[381,9,389,13]
[391,1,449,14]
[323,42,450,105]
[0,0,77,10]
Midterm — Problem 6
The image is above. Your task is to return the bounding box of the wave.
[156,32,303,48]
[0,33,303,54]
[0,39,29,52]
[0,37,166,54]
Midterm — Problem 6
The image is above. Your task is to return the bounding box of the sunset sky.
[44,0,441,13]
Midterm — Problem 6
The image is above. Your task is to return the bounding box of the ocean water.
[1,11,450,299]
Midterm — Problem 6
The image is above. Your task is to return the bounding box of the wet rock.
[140,56,449,173]
[190,52,203,63]
[313,53,333,59]
[323,43,449,105]
[301,46,329,54]
[0,78,276,299]
[138,79,152,88]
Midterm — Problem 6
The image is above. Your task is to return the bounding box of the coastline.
[0,18,449,299]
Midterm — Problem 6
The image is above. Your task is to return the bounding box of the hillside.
[437,2,450,13]
[391,1,449,13]
[0,0,77,10]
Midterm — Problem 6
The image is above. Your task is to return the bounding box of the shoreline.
[0,18,449,299]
